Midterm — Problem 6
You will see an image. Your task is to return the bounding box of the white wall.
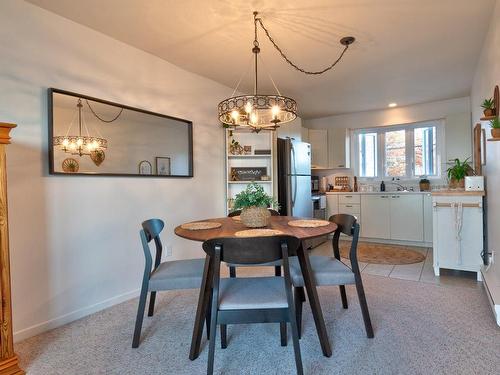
[0,0,233,341]
[471,0,500,291]
[303,97,472,183]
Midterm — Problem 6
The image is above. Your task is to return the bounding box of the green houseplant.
[481,98,495,117]
[232,182,279,227]
[490,117,500,138]
[446,158,473,189]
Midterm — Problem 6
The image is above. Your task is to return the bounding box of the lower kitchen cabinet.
[389,194,424,241]
[360,195,390,239]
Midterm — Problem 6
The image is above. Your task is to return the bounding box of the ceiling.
[27,0,495,119]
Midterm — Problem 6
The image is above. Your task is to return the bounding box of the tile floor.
[310,240,481,289]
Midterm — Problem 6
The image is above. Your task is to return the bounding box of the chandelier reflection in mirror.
[218,11,355,132]
[53,98,110,156]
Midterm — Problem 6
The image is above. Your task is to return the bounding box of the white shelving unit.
[225,128,275,214]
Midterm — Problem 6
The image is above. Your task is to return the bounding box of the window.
[358,133,377,177]
[354,120,442,179]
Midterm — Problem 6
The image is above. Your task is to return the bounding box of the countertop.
[431,190,485,196]
[324,191,431,195]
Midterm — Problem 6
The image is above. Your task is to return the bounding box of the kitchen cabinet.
[423,193,433,243]
[432,193,484,280]
[328,128,349,169]
[309,129,328,168]
[360,195,390,239]
[389,194,424,241]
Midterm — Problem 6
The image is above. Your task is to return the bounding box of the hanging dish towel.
[451,202,464,265]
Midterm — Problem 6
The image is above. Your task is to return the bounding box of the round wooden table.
[175,216,337,360]
[174,216,338,242]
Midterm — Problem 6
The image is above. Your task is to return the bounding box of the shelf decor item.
[232,182,278,227]
[243,145,252,155]
[230,167,267,181]
[481,97,495,117]
[62,157,79,173]
[446,158,473,189]
[228,138,243,155]
[490,117,500,138]
[218,11,355,132]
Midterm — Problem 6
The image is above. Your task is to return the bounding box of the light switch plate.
[465,176,484,191]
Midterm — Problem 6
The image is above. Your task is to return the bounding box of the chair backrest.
[329,214,361,273]
[202,235,300,265]
[140,219,165,272]
[329,213,358,236]
[227,209,280,217]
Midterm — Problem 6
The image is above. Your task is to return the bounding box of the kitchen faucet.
[388,181,414,192]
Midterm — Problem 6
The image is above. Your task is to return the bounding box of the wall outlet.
[165,244,173,257]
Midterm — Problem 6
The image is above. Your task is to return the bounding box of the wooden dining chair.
[227,208,281,278]
[202,235,303,375]
[290,214,374,339]
[132,218,206,348]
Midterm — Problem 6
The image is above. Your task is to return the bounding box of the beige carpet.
[340,241,426,265]
[15,274,499,375]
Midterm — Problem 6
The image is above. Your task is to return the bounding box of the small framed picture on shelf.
[243,145,252,155]
[230,167,267,181]
[138,160,152,175]
[155,157,171,176]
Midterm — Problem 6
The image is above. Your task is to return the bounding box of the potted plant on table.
[481,98,495,117]
[446,158,473,189]
[490,117,500,139]
[232,182,279,228]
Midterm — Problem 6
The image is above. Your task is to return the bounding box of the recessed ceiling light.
[388,103,397,108]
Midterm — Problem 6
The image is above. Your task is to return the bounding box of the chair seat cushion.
[149,258,205,291]
[290,256,355,287]
[218,277,288,310]
[226,260,282,268]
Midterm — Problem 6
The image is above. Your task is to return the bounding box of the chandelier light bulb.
[271,105,280,119]
[62,138,69,147]
[244,102,253,114]
[250,112,258,124]
[76,138,83,147]
[231,110,239,122]
[69,142,77,150]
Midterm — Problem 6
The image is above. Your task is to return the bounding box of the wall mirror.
[48,88,193,177]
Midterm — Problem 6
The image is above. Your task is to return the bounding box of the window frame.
[352,119,445,181]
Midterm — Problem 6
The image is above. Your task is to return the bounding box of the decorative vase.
[491,128,500,139]
[449,178,465,189]
[484,108,494,117]
[240,206,271,228]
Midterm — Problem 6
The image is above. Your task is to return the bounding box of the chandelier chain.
[85,99,124,123]
[256,17,350,75]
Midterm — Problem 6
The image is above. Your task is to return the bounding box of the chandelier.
[53,98,108,156]
[218,11,355,132]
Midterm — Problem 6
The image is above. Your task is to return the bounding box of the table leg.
[189,254,213,360]
[297,241,332,357]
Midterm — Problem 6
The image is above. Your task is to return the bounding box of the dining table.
[174,215,338,360]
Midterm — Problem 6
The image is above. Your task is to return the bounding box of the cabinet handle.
[345,195,352,198]
[338,164,345,167]
[345,205,353,207]
[391,195,396,198]
[381,196,388,198]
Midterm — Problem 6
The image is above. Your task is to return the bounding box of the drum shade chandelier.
[218,11,356,132]
[53,98,108,156]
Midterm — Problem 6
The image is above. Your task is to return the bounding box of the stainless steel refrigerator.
[277,138,313,217]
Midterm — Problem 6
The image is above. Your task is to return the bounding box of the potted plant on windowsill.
[490,117,500,138]
[446,158,473,189]
[481,98,495,117]
[419,177,430,192]
[232,182,279,228]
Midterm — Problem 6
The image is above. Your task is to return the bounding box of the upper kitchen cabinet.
[309,129,329,168]
[328,127,350,169]
[308,127,350,169]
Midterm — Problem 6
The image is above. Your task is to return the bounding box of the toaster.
[465,176,484,191]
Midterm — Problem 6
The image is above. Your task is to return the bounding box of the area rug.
[339,241,425,265]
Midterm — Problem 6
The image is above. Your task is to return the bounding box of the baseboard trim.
[481,268,500,326]
[13,288,140,343]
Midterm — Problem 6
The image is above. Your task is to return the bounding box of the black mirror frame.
[48,88,194,178]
